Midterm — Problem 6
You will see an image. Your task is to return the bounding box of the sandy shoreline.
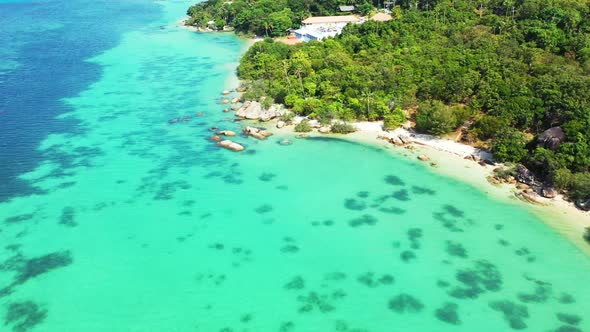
[192,19,590,254]
[341,123,590,254]
[251,117,590,254]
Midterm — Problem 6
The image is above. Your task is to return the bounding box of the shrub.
[491,128,528,163]
[415,100,457,135]
[383,107,406,130]
[294,120,312,132]
[494,166,517,180]
[331,122,356,134]
[260,96,273,110]
[473,115,508,140]
[279,112,295,125]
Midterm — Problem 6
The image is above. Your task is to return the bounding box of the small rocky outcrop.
[576,199,590,211]
[217,140,244,152]
[379,132,413,146]
[515,164,537,186]
[216,130,236,137]
[541,186,558,199]
[418,155,430,161]
[243,126,272,140]
[537,127,565,150]
[210,135,222,141]
[235,101,286,121]
[276,120,285,129]
[231,97,241,104]
[318,126,330,134]
[519,191,545,205]
[222,90,230,95]
[221,99,230,104]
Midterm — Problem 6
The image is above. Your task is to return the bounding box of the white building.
[294,15,362,41]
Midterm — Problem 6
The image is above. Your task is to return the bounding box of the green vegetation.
[295,120,313,132]
[584,227,590,244]
[234,0,590,203]
[331,121,357,134]
[383,107,406,130]
[186,0,375,36]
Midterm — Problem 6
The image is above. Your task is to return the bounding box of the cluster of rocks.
[488,164,560,205]
[464,154,495,167]
[243,126,272,140]
[236,101,287,121]
[378,133,413,146]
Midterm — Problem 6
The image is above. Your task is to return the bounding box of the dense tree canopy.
[235,0,590,203]
[186,0,378,36]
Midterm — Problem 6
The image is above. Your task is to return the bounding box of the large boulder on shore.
[537,126,565,150]
[516,164,537,186]
[235,101,286,121]
[541,186,558,198]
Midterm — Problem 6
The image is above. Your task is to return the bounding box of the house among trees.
[339,5,355,12]
[294,15,362,41]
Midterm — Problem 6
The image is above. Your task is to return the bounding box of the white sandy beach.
[260,116,590,254]
[343,121,590,254]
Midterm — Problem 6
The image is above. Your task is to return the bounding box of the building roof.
[371,13,393,22]
[302,15,361,25]
[339,5,355,12]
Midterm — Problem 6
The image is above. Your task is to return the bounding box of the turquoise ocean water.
[1,1,589,331]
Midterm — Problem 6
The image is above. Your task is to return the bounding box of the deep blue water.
[0,0,161,201]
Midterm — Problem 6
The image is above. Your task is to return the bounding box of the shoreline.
[194,20,590,254]
[341,123,590,255]
[239,115,590,255]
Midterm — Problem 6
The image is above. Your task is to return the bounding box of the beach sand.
[247,116,590,254]
[346,122,590,254]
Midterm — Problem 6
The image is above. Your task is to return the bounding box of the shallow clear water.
[1,1,589,332]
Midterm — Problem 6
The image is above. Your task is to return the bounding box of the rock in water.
[222,90,230,95]
[243,126,272,140]
[217,140,244,152]
[276,120,285,129]
[216,130,236,137]
[418,155,430,161]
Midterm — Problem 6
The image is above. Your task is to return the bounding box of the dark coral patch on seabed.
[4,301,47,332]
[388,294,424,313]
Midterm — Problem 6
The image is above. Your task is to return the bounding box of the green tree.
[491,128,528,163]
[415,100,457,135]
